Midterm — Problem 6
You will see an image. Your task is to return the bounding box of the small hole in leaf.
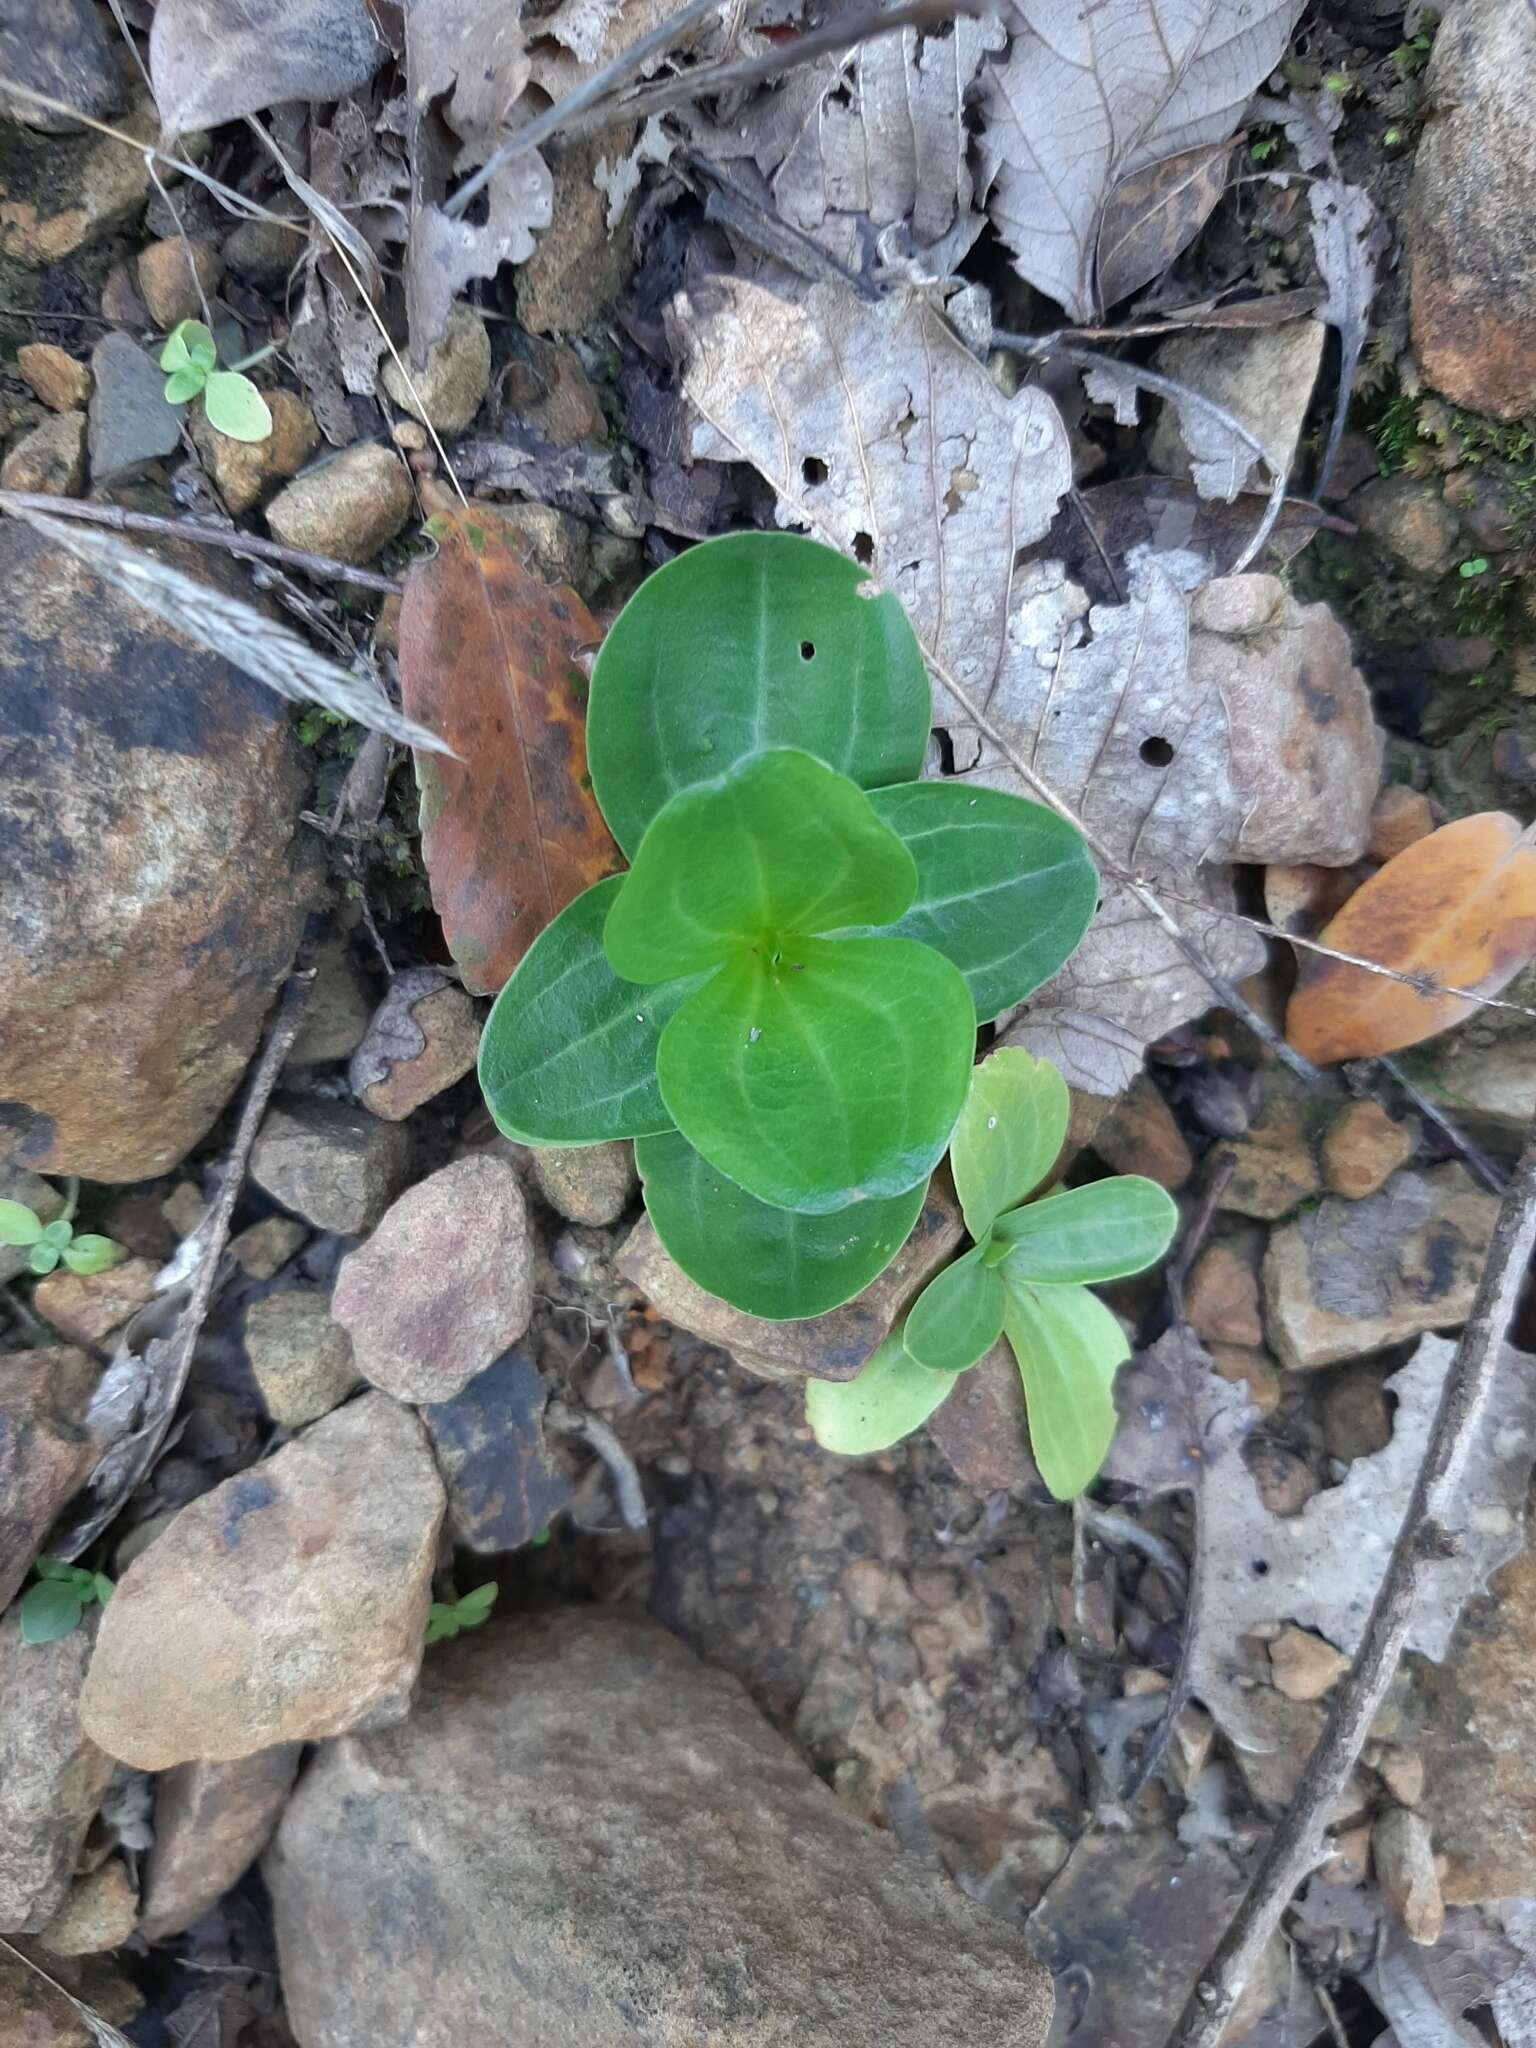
[853,531,875,565]
[1140,736,1175,767]
[800,640,815,661]
[802,456,828,484]
[1250,1558,1270,1578]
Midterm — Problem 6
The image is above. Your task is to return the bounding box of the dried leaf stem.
[54,971,313,1561]
[1162,1104,1536,2048]
[0,491,402,594]
[995,333,1288,575]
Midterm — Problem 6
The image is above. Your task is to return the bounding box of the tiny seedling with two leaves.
[160,319,273,442]
[20,1559,114,1645]
[426,1580,498,1643]
[0,1193,125,1278]
[807,1051,1178,1499]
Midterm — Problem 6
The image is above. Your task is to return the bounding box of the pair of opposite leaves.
[478,532,1099,1317]
[809,1050,1178,1499]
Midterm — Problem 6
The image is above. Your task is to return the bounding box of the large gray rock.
[79,1395,444,1769]
[266,1610,1056,2048]
[1408,0,1536,420]
[0,1611,114,1932]
[0,520,317,1181]
[1149,320,1326,494]
[87,332,183,480]
[420,1345,573,1551]
[0,0,123,133]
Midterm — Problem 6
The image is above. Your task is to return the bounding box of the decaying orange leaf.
[398,502,620,994]
[1285,811,1536,1064]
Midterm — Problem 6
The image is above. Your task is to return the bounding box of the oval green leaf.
[587,532,931,858]
[604,749,917,982]
[636,1129,927,1320]
[478,878,706,1145]
[203,370,273,442]
[658,934,975,1214]
[19,1579,84,1645]
[62,1234,127,1277]
[1001,1279,1129,1500]
[28,1243,61,1276]
[163,366,205,405]
[903,1244,1005,1373]
[949,1048,1070,1243]
[160,319,215,374]
[862,782,1098,1023]
[995,1175,1179,1283]
[805,1328,955,1455]
[0,1200,43,1247]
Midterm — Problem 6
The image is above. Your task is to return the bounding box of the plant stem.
[0,492,402,596]
[1161,1104,1536,2048]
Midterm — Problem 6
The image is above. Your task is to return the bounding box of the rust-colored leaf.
[399,501,620,994]
[1285,812,1536,1063]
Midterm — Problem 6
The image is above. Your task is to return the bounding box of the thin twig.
[997,335,1288,576]
[1378,1054,1508,1197]
[1167,1153,1237,1320]
[546,1401,648,1530]
[0,1938,135,2048]
[0,491,403,594]
[54,973,313,1561]
[1152,883,1536,1028]
[1163,1104,1536,2048]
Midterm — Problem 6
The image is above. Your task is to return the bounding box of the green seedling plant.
[478,532,1099,1322]
[806,1051,1178,1499]
[0,1189,125,1278]
[160,319,273,442]
[426,1580,498,1643]
[20,1559,114,1645]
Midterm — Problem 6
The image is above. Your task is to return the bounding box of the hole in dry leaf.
[933,728,957,776]
[802,456,828,485]
[1140,736,1175,767]
[853,531,874,565]
[1249,1558,1270,1578]
[800,641,815,661]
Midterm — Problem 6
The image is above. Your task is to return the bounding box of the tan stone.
[353,979,480,1121]
[1269,1626,1350,1702]
[191,389,319,514]
[0,411,86,494]
[0,1944,142,2045]
[244,1291,360,1428]
[136,238,225,330]
[1215,1117,1320,1221]
[1321,1100,1414,1199]
[1373,1806,1444,1946]
[37,1861,137,1956]
[160,1182,205,1239]
[517,130,634,333]
[0,1613,114,1931]
[1350,476,1463,577]
[79,1395,444,1769]
[33,1258,157,1346]
[0,1346,99,1611]
[927,1341,1041,1493]
[228,1214,307,1279]
[1379,1749,1425,1808]
[1264,1164,1498,1370]
[265,443,413,566]
[139,1747,302,1940]
[15,345,91,414]
[0,99,155,268]
[1094,1073,1192,1190]
[381,305,491,433]
[1185,1243,1263,1348]
[1207,1342,1281,1414]
[530,1141,637,1227]
[1320,1363,1393,1462]
[1366,785,1436,864]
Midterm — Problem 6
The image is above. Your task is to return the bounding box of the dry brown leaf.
[979,0,1305,320]
[736,11,1006,270]
[404,0,553,356]
[1286,812,1536,1064]
[1096,140,1233,310]
[398,503,620,993]
[1188,1335,1536,1750]
[675,273,1381,1092]
[148,0,389,134]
